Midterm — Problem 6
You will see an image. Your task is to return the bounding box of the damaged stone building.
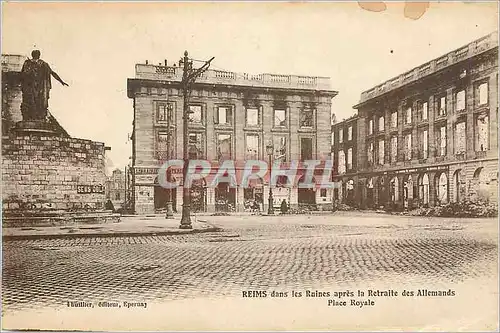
[127,61,338,214]
[332,32,498,209]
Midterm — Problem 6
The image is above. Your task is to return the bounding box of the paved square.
[2,212,498,330]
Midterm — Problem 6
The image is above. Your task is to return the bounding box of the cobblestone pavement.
[2,214,498,316]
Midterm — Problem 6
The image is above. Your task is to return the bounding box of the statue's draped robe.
[21,59,52,120]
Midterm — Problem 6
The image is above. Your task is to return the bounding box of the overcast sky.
[2,2,498,173]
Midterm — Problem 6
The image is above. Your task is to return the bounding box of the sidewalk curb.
[2,226,223,241]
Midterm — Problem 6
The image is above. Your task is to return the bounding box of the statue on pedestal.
[20,50,68,121]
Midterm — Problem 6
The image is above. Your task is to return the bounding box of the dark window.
[438,96,446,116]
[245,134,259,160]
[273,136,287,162]
[276,175,289,188]
[157,103,173,122]
[158,104,167,121]
[300,138,313,161]
[300,109,314,127]
[217,134,232,161]
[188,133,204,159]
[157,132,173,160]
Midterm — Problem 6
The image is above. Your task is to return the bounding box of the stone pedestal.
[2,124,112,227]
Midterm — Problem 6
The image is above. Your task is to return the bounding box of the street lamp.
[165,103,174,219]
[266,142,274,215]
[180,51,193,229]
[178,50,214,229]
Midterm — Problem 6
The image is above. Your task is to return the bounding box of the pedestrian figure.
[252,200,260,212]
[105,199,115,212]
[280,199,288,215]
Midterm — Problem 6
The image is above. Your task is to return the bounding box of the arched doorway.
[390,176,399,203]
[366,178,374,208]
[244,177,264,211]
[453,169,465,203]
[436,172,448,205]
[472,167,489,202]
[403,175,413,209]
[191,179,207,212]
[298,175,316,208]
[154,177,177,212]
[377,177,387,207]
[418,173,430,207]
[345,179,355,206]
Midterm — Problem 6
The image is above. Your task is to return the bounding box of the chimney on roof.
[164,59,168,66]
[145,60,149,65]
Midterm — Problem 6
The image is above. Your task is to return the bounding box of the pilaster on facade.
[383,108,390,167]
[205,99,216,160]
[445,87,454,160]
[488,73,498,153]
[356,116,366,170]
[428,95,436,162]
[465,84,475,161]
[261,100,274,154]
[396,101,404,164]
[411,100,419,163]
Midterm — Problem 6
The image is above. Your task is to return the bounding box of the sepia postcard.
[1,1,499,331]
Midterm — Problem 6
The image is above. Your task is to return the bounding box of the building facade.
[331,114,359,206]
[342,32,498,210]
[127,62,338,215]
[105,168,126,211]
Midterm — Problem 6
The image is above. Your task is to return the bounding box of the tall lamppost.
[266,142,274,215]
[179,51,193,229]
[165,103,174,219]
[178,50,214,229]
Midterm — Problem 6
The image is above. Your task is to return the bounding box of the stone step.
[2,212,120,228]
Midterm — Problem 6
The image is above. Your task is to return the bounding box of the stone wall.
[2,133,108,218]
